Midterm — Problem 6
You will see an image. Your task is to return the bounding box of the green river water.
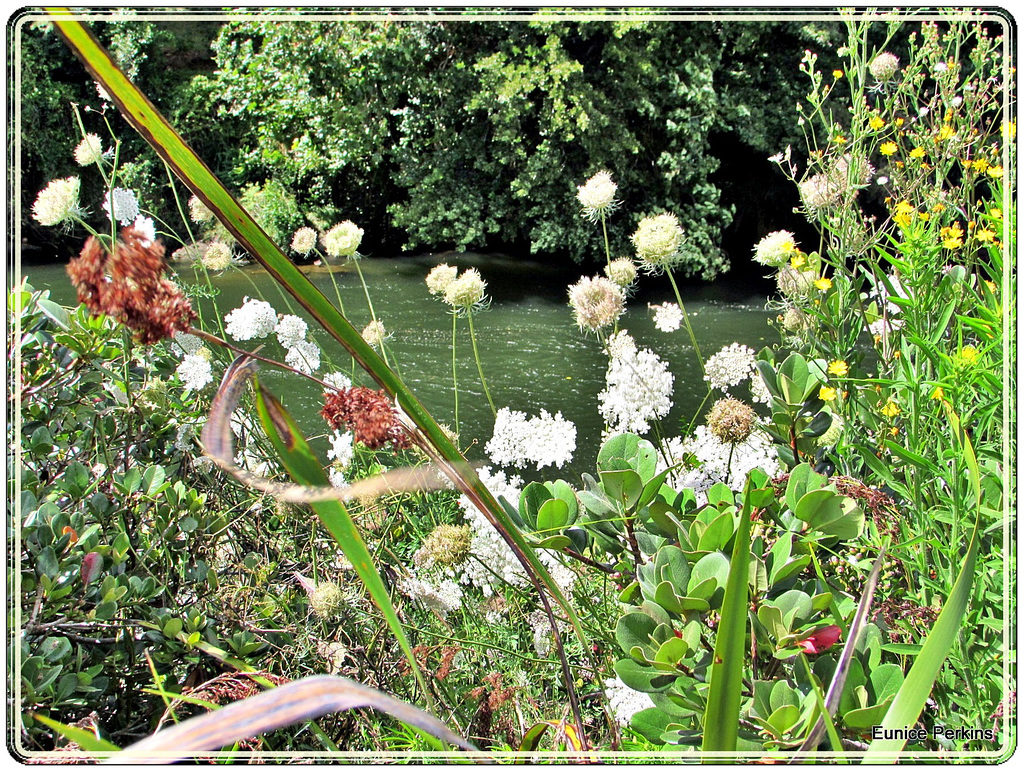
[20,253,775,478]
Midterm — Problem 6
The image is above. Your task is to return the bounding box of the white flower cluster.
[604,676,656,726]
[322,221,364,258]
[398,574,464,619]
[322,371,353,392]
[485,407,577,470]
[32,177,83,226]
[275,314,308,348]
[704,342,757,392]
[285,339,321,375]
[651,302,684,332]
[176,352,213,391]
[103,187,140,226]
[73,134,104,166]
[224,297,278,341]
[599,331,674,435]
[457,467,528,595]
[752,230,798,268]
[528,609,564,657]
[327,430,355,469]
[658,424,779,504]
[576,170,619,221]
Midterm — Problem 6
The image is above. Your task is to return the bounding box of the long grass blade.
[113,675,477,763]
[251,372,432,702]
[701,477,753,755]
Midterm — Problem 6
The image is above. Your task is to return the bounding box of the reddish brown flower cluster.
[66,227,196,344]
[321,386,410,450]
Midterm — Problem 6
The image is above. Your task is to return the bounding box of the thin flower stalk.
[466,308,496,417]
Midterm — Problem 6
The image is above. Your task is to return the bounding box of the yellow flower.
[962,158,974,169]
[989,207,1002,220]
[987,164,1003,178]
[973,158,990,174]
[880,141,898,156]
[888,426,900,437]
[819,386,838,402]
[940,224,964,249]
[827,360,849,377]
[893,201,916,228]
[895,117,905,127]
[909,146,926,159]
[959,346,980,364]
[790,254,807,270]
[930,386,945,401]
[1003,120,1016,141]
[814,277,833,291]
[869,115,886,130]
[936,124,956,141]
[833,69,844,79]
[976,228,996,244]
[984,280,997,294]
[833,134,848,145]
[880,400,900,418]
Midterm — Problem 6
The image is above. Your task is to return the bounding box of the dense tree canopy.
[19,11,851,277]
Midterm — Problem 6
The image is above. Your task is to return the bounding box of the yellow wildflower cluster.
[940,224,964,249]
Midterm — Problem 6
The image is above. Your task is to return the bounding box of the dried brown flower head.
[706,397,757,444]
[322,386,410,450]
[67,226,195,344]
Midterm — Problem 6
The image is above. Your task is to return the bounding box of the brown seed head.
[322,386,410,450]
[66,227,195,344]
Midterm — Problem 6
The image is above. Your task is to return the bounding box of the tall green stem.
[451,312,460,436]
[351,257,392,370]
[466,309,496,417]
[666,270,705,376]
[600,212,612,269]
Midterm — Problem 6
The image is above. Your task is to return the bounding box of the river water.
[20,253,775,478]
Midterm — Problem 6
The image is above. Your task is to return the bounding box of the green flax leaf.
[701,477,753,755]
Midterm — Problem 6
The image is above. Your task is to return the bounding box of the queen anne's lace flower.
[32,177,84,226]
[632,213,685,274]
[706,397,758,443]
[291,226,318,255]
[398,574,464,619]
[576,170,619,221]
[485,407,576,470]
[275,314,308,348]
[651,302,684,332]
[704,342,757,392]
[131,216,156,246]
[604,257,637,289]
[753,231,798,268]
[322,371,353,392]
[443,268,488,312]
[202,241,233,271]
[869,52,900,82]
[73,134,104,165]
[322,221,364,258]
[604,677,656,726]
[176,352,213,391]
[361,320,388,348]
[567,275,624,333]
[457,467,527,595]
[327,430,355,468]
[658,425,779,504]
[285,339,321,374]
[224,297,277,341]
[103,188,140,226]
[426,263,459,296]
[599,330,674,434]
[188,195,214,224]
